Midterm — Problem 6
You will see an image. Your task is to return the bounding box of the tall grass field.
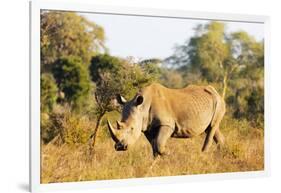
[41,111,263,183]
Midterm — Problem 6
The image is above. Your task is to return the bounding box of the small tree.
[89,54,157,152]
[41,73,58,112]
[52,56,92,112]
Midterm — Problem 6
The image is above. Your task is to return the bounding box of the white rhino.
[107,83,225,157]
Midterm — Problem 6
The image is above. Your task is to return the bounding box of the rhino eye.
[131,127,134,131]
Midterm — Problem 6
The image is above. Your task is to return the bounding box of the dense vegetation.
[40,11,264,183]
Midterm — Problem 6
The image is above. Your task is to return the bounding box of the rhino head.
[107,94,145,151]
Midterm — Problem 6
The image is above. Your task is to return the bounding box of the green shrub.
[246,88,264,128]
[52,56,92,112]
[41,73,58,112]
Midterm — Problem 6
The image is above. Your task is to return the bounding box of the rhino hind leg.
[214,129,225,146]
[202,97,225,152]
[202,124,218,152]
[202,113,226,152]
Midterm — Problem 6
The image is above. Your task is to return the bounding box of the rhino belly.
[172,114,212,138]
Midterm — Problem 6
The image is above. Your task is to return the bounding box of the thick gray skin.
[108,83,226,157]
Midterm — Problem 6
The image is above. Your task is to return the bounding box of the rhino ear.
[116,94,127,105]
[136,95,144,106]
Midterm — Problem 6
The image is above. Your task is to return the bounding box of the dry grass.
[41,116,264,183]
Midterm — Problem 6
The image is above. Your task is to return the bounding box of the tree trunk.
[89,112,105,155]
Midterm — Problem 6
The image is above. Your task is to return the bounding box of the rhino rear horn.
[116,94,127,105]
[116,120,124,130]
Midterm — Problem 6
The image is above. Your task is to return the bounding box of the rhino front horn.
[107,119,119,143]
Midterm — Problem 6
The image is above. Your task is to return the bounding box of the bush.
[246,88,264,128]
[41,112,54,143]
[41,73,58,112]
[41,106,94,146]
[52,56,92,112]
[62,111,94,146]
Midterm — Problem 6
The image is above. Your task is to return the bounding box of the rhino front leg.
[153,125,174,157]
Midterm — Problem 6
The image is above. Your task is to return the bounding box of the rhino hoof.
[153,150,170,158]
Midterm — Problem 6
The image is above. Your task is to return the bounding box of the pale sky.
[80,12,264,61]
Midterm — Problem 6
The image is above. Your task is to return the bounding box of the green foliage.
[166,22,229,80]
[191,22,229,82]
[41,11,106,71]
[246,88,264,128]
[41,112,56,144]
[139,58,162,82]
[225,31,264,126]
[89,54,157,115]
[229,31,264,67]
[52,56,92,111]
[41,73,58,112]
[89,54,122,83]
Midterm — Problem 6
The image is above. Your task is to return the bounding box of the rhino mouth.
[114,141,128,151]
